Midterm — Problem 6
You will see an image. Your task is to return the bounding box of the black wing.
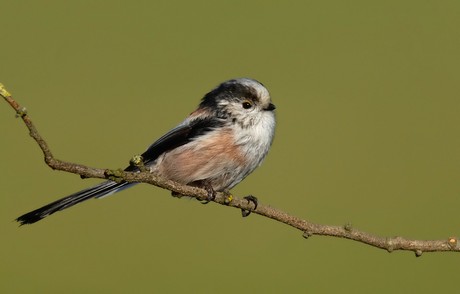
[125,115,225,171]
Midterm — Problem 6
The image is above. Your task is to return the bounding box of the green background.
[1,1,459,293]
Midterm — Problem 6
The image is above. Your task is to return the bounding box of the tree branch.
[2,83,458,256]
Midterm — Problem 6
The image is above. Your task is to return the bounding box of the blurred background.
[1,0,459,293]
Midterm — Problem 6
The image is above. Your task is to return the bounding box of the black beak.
[265,103,276,111]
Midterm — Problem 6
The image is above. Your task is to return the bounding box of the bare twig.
[1,83,458,256]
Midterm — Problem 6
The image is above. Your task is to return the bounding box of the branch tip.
[15,106,28,118]
[0,83,12,98]
[386,239,394,253]
[343,223,353,232]
[129,155,147,172]
[448,237,458,249]
[302,231,312,239]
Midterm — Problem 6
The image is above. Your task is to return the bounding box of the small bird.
[16,78,276,225]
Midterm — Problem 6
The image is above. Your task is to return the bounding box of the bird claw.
[200,184,216,204]
[241,195,258,217]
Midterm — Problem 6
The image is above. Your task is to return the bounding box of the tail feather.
[16,181,136,225]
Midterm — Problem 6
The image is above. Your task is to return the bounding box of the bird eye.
[242,101,252,109]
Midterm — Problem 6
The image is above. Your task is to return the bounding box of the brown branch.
[2,83,458,256]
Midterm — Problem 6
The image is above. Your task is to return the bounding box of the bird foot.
[241,195,258,217]
[200,183,216,204]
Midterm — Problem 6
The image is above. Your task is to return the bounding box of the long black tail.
[16,181,136,225]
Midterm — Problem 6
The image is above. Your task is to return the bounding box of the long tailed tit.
[16,78,276,225]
